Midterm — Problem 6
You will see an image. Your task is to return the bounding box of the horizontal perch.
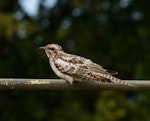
[0,78,150,90]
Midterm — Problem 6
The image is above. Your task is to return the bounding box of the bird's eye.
[49,47,55,51]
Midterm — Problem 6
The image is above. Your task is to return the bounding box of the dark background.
[0,0,150,121]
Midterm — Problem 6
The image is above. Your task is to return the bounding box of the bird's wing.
[87,62,118,75]
[67,54,118,75]
[69,54,118,75]
[54,56,111,82]
[56,53,117,75]
[54,54,115,82]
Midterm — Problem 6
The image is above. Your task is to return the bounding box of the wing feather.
[54,54,116,83]
[64,54,114,75]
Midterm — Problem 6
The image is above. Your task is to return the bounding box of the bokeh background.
[0,0,150,121]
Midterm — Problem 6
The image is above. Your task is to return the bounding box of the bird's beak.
[39,46,46,49]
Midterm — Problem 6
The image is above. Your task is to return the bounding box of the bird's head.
[39,44,63,59]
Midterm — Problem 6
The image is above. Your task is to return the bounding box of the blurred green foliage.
[0,0,150,121]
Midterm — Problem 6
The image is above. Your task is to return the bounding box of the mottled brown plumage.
[39,44,133,86]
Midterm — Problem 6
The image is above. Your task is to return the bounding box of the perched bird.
[39,44,133,86]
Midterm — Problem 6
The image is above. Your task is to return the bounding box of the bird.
[39,43,133,86]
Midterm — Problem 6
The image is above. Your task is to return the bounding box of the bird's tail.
[99,73,135,87]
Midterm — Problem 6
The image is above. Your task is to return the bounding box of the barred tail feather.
[99,73,134,87]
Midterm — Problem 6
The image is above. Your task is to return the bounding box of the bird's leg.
[62,75,74,85]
